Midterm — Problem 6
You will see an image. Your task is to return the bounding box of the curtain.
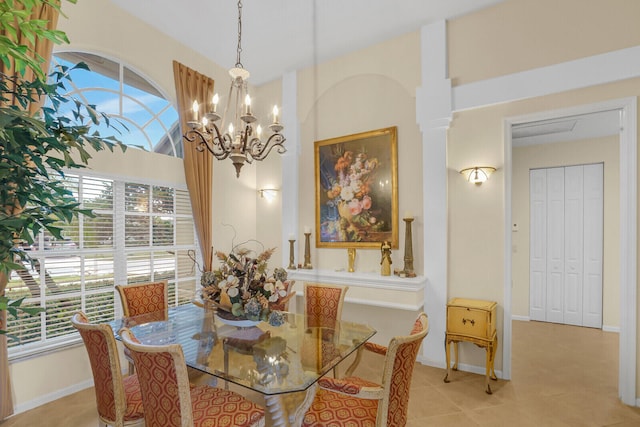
[0,2,60,114]
[0,2,60,420]
[172,61,214,273]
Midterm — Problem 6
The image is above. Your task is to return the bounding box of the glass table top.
[110,303,376,395]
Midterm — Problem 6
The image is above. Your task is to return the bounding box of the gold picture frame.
[314,126,398,248]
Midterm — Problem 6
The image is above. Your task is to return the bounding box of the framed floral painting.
[314,126,398,248]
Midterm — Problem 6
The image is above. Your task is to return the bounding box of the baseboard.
[12,379,94,415]
[602,325,620,333]
[446,362,503,380]
[416,355,503,380]
[417,354,446,369]
[511,315,530,322]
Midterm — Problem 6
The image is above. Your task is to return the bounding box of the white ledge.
[288,269,426,311]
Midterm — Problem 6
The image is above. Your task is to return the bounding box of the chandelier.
[184,0,285,178]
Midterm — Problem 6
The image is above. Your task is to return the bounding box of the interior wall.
[511,136,620,328]
[447,0,640,389]
[448,0,640,86]
[296,32,423,274]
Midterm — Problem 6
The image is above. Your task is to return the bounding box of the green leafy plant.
[1,0,125,336]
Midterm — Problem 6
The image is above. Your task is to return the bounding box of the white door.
[546,167,565,323]
[529,169,547,321]
[563,166,584,326]
[529,164,603,327]
[582,164,604,328]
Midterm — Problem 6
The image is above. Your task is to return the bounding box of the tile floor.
[2,320,640,426]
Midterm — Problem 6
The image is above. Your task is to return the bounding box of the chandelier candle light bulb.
[192,100,199,121]
[212,93,219,113]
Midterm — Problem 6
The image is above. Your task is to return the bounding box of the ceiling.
[512,110,622,147]
[109,0,505,86]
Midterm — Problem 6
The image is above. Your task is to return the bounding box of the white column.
[281,71,300,310]
[416,20,451,367]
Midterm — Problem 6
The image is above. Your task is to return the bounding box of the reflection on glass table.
[110,303,376,427]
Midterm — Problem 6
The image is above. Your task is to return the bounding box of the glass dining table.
[109,303,376,427]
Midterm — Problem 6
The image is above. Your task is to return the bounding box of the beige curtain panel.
[0,2,60,420]
[172,60,215,273]
[0,2,60,114]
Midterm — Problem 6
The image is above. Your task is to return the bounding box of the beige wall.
[449,0,640,85]
[296,31,424,274]
[447,0,640,393]
[511,137,620,327]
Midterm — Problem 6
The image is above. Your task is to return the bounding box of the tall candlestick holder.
[302,232,313,269]
[287,239,297,270]
[402,217,416,277]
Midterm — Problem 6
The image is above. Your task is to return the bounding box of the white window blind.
[6,172,199,358]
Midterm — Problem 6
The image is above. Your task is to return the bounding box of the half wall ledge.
[288,269,426,311]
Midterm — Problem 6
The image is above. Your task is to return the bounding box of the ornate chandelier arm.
[184,125,234,160]
[247,133,286,162]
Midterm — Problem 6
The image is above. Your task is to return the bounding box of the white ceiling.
[109,0,505,85]
[512,110,622,147]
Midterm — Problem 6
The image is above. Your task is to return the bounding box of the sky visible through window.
[50,54,181,157]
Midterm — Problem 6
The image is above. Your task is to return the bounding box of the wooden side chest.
[444,298,498,394]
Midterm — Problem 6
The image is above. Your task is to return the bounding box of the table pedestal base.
[264,383,317,427]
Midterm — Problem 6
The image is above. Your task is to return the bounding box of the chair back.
[116,280,168,320]
[303,282,348,330]
[378,312,429,426]
[71,312,143,426]
[119,327,193,427]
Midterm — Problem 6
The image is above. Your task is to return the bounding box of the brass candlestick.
[402,217,416,277]
[302,232,313,269]
[287,239,296,270]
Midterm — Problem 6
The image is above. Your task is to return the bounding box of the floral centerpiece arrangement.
[200,245,291,326]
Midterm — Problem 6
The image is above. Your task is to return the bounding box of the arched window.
[51,51,182,157]
[5,53,198,357]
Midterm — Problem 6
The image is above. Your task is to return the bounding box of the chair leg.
[128,361,135,376]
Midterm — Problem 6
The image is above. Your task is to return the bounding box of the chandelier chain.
[236,0,243,68]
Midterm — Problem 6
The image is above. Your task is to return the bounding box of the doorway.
[503,97,637,405]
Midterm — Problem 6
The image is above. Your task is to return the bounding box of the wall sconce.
[259,188,279,202]
[459,167,496,185]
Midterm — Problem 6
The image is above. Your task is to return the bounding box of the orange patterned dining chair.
[116,280,169,374]
[71,312,145,427]
[303,282,349,377]
[302,312,429,427]
[119,327,265,427]
[303,282,348,331]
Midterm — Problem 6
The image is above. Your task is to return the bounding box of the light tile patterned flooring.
[3,320,640,426]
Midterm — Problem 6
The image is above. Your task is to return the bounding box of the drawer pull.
[462,318,475,326]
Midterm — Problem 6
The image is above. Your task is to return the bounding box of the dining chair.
[303,282,349,377]
[116,280,169,319]
[119,327,265,427]
[303,282,348,331]
[71,312,145,427]
[302,312,429,427]
[116,280,168,374]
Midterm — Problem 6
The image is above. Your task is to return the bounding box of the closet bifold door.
[529,164,603,328]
